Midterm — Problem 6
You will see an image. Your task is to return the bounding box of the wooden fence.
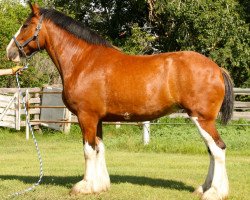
[0,92,19,129]
[0,87,41,139]
[0,86,72,139]
[0,87,249,140]
[232,88,250,120]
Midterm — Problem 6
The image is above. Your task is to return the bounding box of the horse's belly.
[103,103,179,122]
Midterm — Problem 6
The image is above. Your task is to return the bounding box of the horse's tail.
[220,68,234,125]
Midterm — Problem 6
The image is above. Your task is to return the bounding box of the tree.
[52,0,149,41]
[239,0,250,24]
[150,0,250,87]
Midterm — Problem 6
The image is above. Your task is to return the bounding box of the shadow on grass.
[111,175,194,192]
[0,174,194,192]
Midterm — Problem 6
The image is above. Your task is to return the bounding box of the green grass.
[103,118,250,155]
[0,118,249,199]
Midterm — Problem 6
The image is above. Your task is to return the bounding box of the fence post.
[143,121,150,145]
[15,92,21,130]
[63,108,72,133]
[33,92,40,131]
[115,122,121,129]
[25,89,30,140]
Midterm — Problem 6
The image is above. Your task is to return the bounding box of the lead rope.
[8,64,44,197]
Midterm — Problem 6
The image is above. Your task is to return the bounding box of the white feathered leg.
[191,117,229,200]
[194,154,214,197]
[70,139,110,195]
[96,138,110,191]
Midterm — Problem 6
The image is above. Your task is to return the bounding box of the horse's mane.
[39,8,113,48]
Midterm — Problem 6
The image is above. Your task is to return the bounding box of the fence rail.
[234,88,250,95]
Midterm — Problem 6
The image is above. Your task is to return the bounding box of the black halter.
[13,15,44,59]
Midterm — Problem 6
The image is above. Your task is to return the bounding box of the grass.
[0,118,249,199]
[103,118,250,155]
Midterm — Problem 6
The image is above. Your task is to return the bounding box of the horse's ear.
[29,2,40,16]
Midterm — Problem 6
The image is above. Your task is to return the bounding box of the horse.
[6,3,234,200]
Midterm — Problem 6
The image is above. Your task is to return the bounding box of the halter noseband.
[13,14,44,59]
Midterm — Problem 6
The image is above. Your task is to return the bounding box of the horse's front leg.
[70,113,110,195]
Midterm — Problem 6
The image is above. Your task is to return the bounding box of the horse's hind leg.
[70,113,110,195]
[190,117,229,200]
[97,120,103,139]
[194,152,214,197]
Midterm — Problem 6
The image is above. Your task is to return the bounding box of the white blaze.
[6,27,22,62]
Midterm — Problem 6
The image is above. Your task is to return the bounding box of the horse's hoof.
[193,185,204,197]
[70,180,92,195]
[201,187,228,200]
[70,179,110,195]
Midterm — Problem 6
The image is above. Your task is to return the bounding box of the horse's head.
[6,3,45,62]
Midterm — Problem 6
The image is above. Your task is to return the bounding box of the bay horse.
[6,3,234,200]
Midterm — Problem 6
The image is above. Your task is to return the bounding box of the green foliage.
[102,117,250,155]
[53,0,148,38]
[153,0,250,87]
[52,0,151,54]
[116,23,156,54]
[239,0,250,24]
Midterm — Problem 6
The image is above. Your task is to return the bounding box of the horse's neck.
[44,22,92,82]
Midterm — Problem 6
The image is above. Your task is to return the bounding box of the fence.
[232,88,250,120]
[0,87,249,142]
[0,86,72,139]
[0,92,19,129]
[0,87,41,139]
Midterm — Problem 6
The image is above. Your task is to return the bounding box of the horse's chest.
[61,88,85,114]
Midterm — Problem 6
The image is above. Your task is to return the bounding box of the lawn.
[0,118,249,199]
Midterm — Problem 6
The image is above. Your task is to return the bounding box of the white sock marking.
[191,117,229,199]
[80,140,110,193]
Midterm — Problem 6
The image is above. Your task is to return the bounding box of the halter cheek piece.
[13,14,44,59]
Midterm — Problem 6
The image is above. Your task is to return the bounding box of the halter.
[13,14,44,59]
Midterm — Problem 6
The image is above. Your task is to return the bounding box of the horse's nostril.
[9,50,16,58]
[7,49,20,62]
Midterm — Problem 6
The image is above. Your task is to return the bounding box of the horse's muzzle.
[6,47,21,62]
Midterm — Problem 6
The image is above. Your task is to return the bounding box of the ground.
[0,119,249,199]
